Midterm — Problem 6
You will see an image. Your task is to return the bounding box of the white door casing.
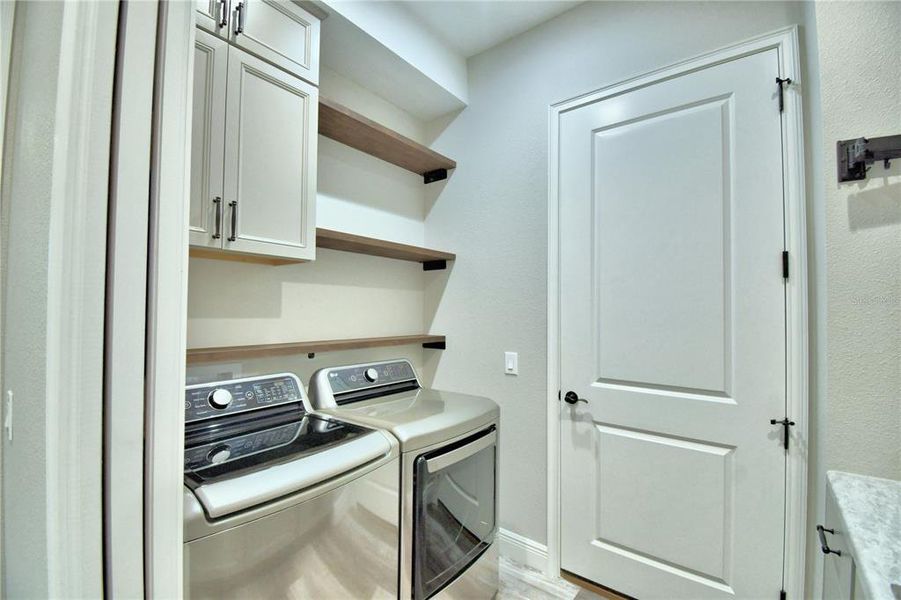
[222,45,317,260]
[554,34,805,600]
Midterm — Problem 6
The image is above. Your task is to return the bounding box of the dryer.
[308,360,500,600]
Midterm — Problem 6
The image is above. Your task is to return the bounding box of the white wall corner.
[315,0,467,120]
[322,0,467,102]
[497,528,550,574]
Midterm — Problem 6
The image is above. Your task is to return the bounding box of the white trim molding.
[498,528,549,573]
[547,26,808,599]
[104,1,160,596]
[144,1,193,597]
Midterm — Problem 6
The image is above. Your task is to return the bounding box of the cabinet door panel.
[190,29,228,248]
[231,0,319,85]
[223,47,317,260]
[196,0,226,36]
[822,488,855,600]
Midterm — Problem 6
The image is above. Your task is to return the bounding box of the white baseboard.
[497,528,549,574]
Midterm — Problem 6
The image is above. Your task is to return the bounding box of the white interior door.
[559,49,787,599]
[223,45,317,260]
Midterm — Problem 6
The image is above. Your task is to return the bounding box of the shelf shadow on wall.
[846,164,900,231]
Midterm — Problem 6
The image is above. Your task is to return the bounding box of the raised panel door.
[189,29,228,248]
[559,49,787,599]
[230,0,319,85]
[222,46,317,261]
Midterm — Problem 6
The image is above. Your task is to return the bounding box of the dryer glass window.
[413,427,497,600]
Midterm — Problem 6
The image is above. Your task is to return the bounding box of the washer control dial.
[208,388,233,410]
[364,368,379,383]
[207,445,231,464]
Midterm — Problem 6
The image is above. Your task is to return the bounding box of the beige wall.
[186,68,435,386]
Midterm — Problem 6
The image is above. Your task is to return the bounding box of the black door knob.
[564,391,588,405]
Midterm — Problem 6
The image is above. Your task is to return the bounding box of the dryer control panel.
[327,361,417,394]
[185,373,305,423]
[308,360,420,408]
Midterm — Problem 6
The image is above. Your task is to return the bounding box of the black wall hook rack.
[837,134,901,182]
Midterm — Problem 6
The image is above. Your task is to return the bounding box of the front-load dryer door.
[412,426,497,600]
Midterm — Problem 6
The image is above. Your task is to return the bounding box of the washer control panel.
[185,373,304,423]
[184,420,301,470]
[326,360,418,394]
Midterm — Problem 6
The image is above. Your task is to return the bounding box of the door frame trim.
[546,26,808,599]
[144,2,193,597]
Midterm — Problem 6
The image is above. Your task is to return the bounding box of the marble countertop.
[827,470,901,600]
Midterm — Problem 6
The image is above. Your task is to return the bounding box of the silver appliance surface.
[308,360,499,452]
[183,372,400,599]
[308,360,500,600]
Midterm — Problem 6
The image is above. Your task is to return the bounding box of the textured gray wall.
[424,0,820,550]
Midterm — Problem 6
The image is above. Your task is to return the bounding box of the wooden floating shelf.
[187,335,446,364]
[317,228,455,270]
[318,97,456,183]
[190,231,455,270]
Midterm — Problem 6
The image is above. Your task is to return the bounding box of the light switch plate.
[504,352,518,375]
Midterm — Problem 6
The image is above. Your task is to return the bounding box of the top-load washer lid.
[185,408,392,519]
[308,360,499,452]
[183,373,393,519]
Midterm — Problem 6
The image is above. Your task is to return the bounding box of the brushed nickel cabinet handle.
[217,0,228,27]
[212,196,222,239]
[234,1,245,35]
[228,200,237,242]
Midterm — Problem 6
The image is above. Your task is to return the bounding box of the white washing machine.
[308,360,500,600]
[183,373,401,599]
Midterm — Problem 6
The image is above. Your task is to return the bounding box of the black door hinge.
[782,251,789,279]
[557,390,561,401]
[776,77,792,113]
[771,417,796,450]
[779,590,787,600]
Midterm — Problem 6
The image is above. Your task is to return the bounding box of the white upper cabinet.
[196,0,319,86]
[231,0,320,85]
[190,29,228,248]
[222,47,317,260]
[190,0,319,262]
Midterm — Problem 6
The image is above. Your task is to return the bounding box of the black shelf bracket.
[423,168,448,184]
[422,260,447,271]
[837,134,901,182]
[422,340,446,350]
